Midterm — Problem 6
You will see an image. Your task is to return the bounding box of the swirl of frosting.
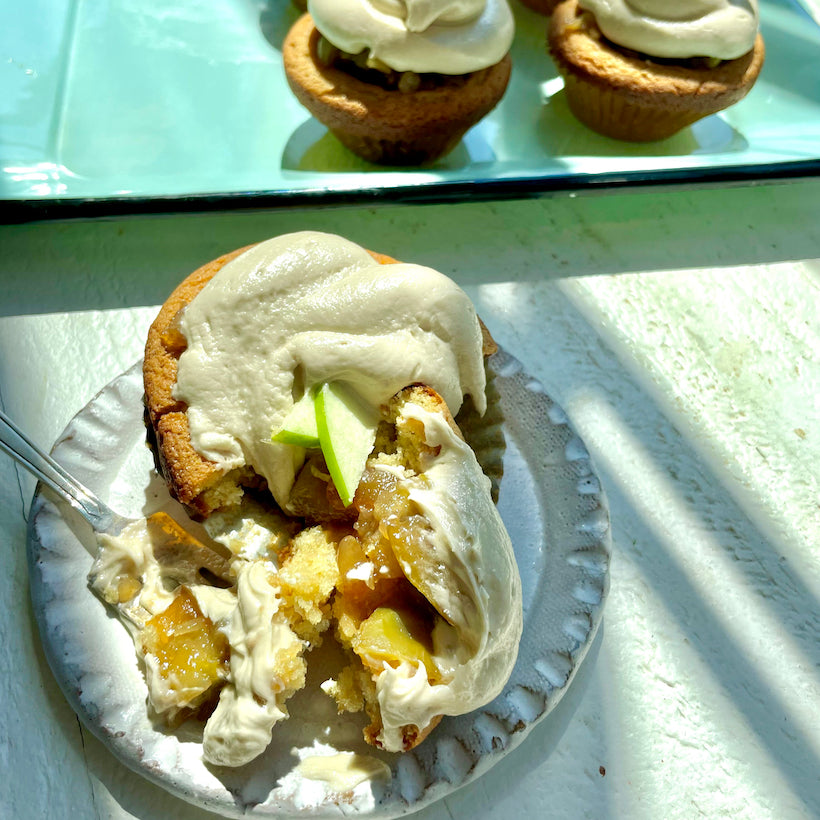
[174,231,488,508]
[579,0,759,60]
[307,0,514,74]
[202,562,302,767]
[372,402,522,752]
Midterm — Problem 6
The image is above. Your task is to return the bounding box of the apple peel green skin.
[271,389,320,448]
[315,382,379,507]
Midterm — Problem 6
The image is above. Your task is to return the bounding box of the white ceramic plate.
[27,348,610,818]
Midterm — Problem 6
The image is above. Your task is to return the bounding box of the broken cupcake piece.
[91,231,522,767]
[326,386,521,752]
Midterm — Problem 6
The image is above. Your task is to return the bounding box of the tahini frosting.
[174,230,488,509]
[307,0,514,74]
[369,402,522,752]
[579,0,759,60]
[202,561,304,767]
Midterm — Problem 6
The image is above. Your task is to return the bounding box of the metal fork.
[1,408,232,585]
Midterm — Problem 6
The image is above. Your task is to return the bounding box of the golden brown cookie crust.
[144,246,252,424]
[548,0,765,111]
[282,13,512,164]
[144,246,255,517]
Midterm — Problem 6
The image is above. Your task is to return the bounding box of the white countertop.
[1,180,819,819]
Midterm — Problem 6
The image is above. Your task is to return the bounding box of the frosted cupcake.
[130,231,521,762]
[547,0,765,141]
[283,0,515,164]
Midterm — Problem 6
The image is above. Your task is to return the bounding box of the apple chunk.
[272,389,320,448]
[315,382,379,507]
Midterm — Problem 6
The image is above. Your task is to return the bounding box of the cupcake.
[282,1,515,164]
[547,0,765,141]
[93,232,522,765]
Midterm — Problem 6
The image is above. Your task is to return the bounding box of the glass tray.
[2,0,819,221]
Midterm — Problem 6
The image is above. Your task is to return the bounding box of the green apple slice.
[315,382,379,507]
[272,389,320,448]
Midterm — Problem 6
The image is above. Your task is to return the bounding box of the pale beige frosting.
[202,561,304,767]
[369,402,522,752]
[307,0,514,73]
[90,521,176,631]
[579,0,759,60]
[295,752,392,791]
[174,231,487,509]
[90,524,235,719]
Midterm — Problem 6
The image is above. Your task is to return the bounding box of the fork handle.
[0,408,112,528]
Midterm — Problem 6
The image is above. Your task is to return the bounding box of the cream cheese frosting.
[579,0,759,60]
[294,751,392,792]
[307,0,514,74]
[368,402,522,752]
[90,520,177,632]
[202,561,305,767]
[174,231,488,510]
[89,523,233,718]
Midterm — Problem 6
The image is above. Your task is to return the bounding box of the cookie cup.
[283,13,512,165]
[547,0,765,142]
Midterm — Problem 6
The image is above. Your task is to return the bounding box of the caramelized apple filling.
[315,36,480,93]
[138,586,229,711]
[354,607,439,682]
[334,466,444,686]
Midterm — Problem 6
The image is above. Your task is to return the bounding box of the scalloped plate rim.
[27,349,611,818]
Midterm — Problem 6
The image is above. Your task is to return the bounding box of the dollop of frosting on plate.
[294,751,392,791]
[202,561,303,767]
[579,0,759,60]
[174,230,488,509]
[307,0,514,73]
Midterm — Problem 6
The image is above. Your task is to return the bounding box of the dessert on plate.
[90,231,522,768]
[282,0,515,164]
[547,0,765,141]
